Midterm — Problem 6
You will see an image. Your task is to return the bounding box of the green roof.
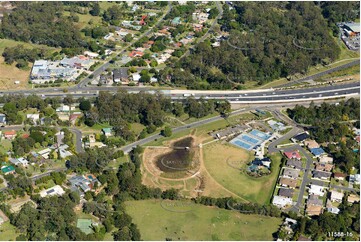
[102,128,112,133]
[172,17,181,25]
[1,165,15,174]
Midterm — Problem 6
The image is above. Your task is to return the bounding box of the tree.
[124,34,133,42]
[90,2,100,16]
[161,126,172,137]
[79,100,91,111]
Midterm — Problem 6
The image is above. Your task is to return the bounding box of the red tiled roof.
[22,133,30,138]
[3,130,16,136]
[334,172,347,178]
[284,150,301,160]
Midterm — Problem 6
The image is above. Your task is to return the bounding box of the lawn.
[125,199,282,241]
[0,39,59,90]
[0,139,12,154]
[0,221,20,241]
[203,143,282,204]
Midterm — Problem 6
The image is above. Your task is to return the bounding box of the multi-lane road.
[2,81,358,104]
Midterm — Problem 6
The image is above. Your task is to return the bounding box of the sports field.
[203,142,282,204]
[125,199,282,241]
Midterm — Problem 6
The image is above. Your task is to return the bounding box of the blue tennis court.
[249,129,271,140]
[240,134,261,144]
[231,139,252,150]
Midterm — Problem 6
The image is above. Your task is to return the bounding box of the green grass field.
[125,199,282,241]
[203,143,282,204]
[0,221,20,241]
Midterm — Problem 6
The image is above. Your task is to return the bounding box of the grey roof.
[278,188,294,198]
[293,132,309,142]
[313,170,332,179]
[286,159,302,169]
[0,114,5,123]
[307,194,323,206]
[283,168,300,178]
[113,69,129,79]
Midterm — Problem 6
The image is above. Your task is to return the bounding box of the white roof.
[18,157,28,164]
[319,156,333,163]
[132,73,141,81]
[345,23,360,33]
[330,190,344,200]
[327,207,340,214]
[40,185,65,198]
[272,196,293,207]
[38,148,51,155]
[309,185,325,196]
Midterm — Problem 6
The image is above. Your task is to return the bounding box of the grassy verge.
[125,199,282,241]
[203,142,282,204]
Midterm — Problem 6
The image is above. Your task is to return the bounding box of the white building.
[38,148,52,159]
[40,185,65,198]
[9,157,29,167]
[330,190,344,203]
[318,156,333,164]
[272,196,293,208]
[26,114,40,123]
[309,185,325,196]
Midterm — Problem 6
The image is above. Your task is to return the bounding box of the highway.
[7,81,358,104]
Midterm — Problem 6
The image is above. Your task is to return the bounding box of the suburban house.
[26,113,40,124]
[38,148,52,159]
[333,172,347,181]
[279,177,298,188]
[3,130,16,139]
[315,163,333,172]
[304,140,320,149]
[58,144,73,159]
[313,170,332,180]
[69,114,82,125]
[0,113,6,125]
[69,174,100,195]
[113,69,129,84]
[283,168,300,179]
[278,188,294,198]
[9,157,29,167]
[308,184,326,196]
[347,194,360,204]
[102,128,112,137]
[1,165,15,175]
[56,105,75,113]
[171,17,181,26]
[318,156,333,164]
[131,73,141,82]
[286,159,302,169]
[292,132,309,143]
[349,174,360,184]
[284,151,301,160]
[40,185,65,198]
[272,195,293,208]
[306,204,323,216]
[307,194,323,206]
[330,190,344,203]
[310,148,326,157]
